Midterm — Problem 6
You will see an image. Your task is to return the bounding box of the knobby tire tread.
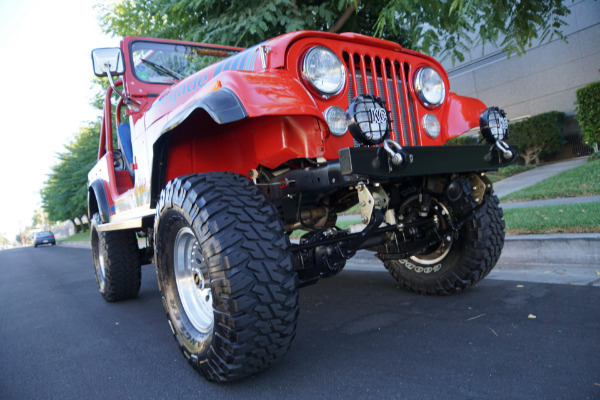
[384,194,505,295]
[92,214,141,302]
[155,172,299,382]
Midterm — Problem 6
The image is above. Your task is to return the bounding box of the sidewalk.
[493,157,587,198]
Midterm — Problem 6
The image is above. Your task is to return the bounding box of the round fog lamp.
[480,107,508,143]
[422,114,440,138]
[346,94,390,145]
[325,106,347,136]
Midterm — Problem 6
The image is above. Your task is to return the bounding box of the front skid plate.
[339,145,517,180]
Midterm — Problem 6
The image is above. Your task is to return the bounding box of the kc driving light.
[480,107,509,143]
[302,46,346,97]
[414,67,445,107]
[346,94,390,145]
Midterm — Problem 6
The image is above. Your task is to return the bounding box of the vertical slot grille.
[344,52,419,146]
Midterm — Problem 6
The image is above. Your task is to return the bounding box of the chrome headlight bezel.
[414,67,445,108]
[302,46,346,97]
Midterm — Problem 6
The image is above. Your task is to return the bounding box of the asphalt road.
[1,245,599,400]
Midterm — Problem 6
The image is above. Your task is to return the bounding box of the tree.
[31,208,52,230]
[373,0,572,63]
[41,121,101,232]
[97,0,571,62]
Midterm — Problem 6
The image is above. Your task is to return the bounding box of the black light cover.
[480,107,509,144]
[346,94,391,146]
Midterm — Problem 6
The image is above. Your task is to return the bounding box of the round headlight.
[422,114,440,138]
[414,67,445,107]
[480,107,509,143]
[302,46,346,97]
[346,94,390,145]
[325,106,348,136]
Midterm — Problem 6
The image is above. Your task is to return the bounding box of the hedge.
[509,111,564,165]
[575,80,600,149]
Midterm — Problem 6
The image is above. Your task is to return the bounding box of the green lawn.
[503,201,600,235]
[58,231,90,242]
[501,159,600,202]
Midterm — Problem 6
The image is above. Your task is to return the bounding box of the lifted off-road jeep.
[89,31,516,382]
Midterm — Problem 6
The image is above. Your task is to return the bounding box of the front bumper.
[339,144,517,180]
[264,144,517,199]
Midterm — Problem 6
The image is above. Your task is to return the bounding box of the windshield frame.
[129,39,241,85]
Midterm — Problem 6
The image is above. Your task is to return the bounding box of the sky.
[0,0,115,239]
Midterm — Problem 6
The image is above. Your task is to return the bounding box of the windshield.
[131,41,239,84]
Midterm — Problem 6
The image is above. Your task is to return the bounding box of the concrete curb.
[58,241,91,249]
[61,235,598,286]
[61,233,600,266]
[501,233,600,266]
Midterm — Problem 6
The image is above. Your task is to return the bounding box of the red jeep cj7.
[89,31,516,381]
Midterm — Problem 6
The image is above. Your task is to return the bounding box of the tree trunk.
[328,0,361,33]
[71,219,81,233]
[522,145,542,165]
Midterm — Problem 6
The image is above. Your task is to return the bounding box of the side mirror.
[91,48,125,77]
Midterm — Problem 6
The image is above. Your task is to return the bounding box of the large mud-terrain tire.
[154,172,299,382]
[90,214,141,301]
[384,194,504,295]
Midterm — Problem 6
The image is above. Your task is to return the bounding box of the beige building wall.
[441,0,600,121]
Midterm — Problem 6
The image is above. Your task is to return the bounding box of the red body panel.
[444,93,487,141]
[90,31,488,223]
[165,115,326,183]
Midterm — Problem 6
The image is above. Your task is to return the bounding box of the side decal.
[151,45,260,111]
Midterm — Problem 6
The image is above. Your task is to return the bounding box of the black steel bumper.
[339,144,518,180]
[265,144,517,199]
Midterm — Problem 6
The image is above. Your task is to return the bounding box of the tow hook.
[383,139,412,168]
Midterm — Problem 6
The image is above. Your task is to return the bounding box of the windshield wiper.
[140,58,184,81]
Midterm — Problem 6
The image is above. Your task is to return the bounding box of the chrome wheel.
[96,237,107,291]
[174,227,213,334]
